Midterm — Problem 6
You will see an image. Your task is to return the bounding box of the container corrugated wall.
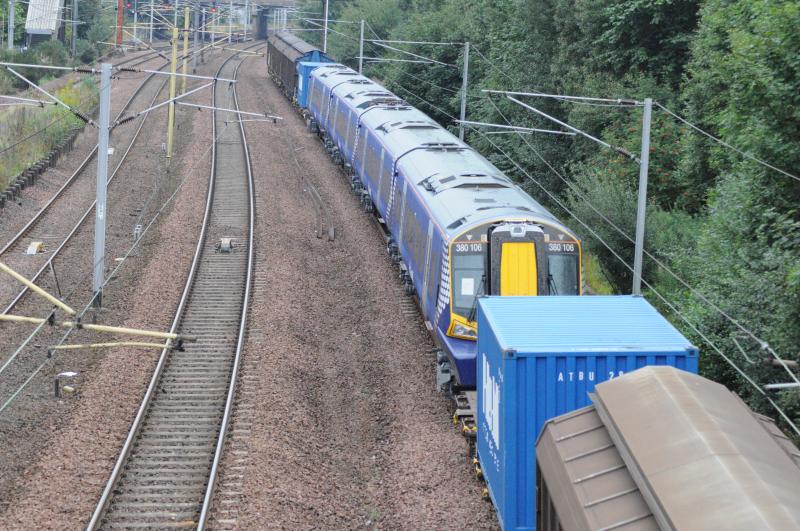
[476,295,699,530]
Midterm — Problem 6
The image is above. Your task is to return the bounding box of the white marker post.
[7,0,14,50]
[192,8,199,72]
[322,0,328,53]
[149,0,154,43]
[459,41,469,141]
[71,0,78,56]
[93,63,112,304]
[631,98,652,295]
[358,20,364,74]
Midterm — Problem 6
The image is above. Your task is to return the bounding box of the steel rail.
[197,50,257,530]
[87,42,260,530]
[2,70,171,315]
[0,55,171,260]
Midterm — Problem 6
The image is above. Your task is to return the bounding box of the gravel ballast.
[0,50,236,528]
[212,55,498,529]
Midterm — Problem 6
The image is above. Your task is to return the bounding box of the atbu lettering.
[556,370,625,382]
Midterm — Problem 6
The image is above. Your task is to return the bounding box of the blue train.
[266,30,583,389]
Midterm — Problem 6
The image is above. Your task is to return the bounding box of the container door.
[499,242,537,296]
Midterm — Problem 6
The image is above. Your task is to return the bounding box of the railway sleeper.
[102,509,199,522]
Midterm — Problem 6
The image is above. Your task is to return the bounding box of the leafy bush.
[36,40,69,66]
[75,39,98,65]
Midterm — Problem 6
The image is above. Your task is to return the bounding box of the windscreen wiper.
[548,273,558,296]
[467,274,486,322]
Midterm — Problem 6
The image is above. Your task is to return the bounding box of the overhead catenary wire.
[370,40,455,68]
[4,66,96,125]
[503,94,638,161]
[654,101,800,184]
[366,38,457,46]
[395,69,459,94]
[472,46,642,109]
[0,106,243,417]
[482,97,800,387]
[484,89,642,106]
[391,80,800,436]
[299,17,361,44]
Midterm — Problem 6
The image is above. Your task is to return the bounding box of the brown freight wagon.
[267,30,330,102]
[536,366,800,531]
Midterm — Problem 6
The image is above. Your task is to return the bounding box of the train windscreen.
[547,253,579,295]
[452,252,485,317]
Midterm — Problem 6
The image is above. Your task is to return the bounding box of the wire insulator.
[117,67,138,73]
[116,115,137,126]
[75,67,96,74]
[73,110,91,124]
[614,147,637,162]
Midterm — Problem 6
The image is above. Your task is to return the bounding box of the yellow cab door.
[499,242,538,296]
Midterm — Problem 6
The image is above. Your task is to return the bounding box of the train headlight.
[452,322,477,340]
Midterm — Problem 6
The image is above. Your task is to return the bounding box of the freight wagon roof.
[477,295,697,354]
[538,366,800,530]
[312,65,572,239]
[269,30,322,61]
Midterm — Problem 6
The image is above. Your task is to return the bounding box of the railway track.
[87,46,256,530]
[0,58,170,313]
[247,83,334,240]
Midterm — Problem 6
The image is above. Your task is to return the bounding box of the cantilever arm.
[0,262,76,315]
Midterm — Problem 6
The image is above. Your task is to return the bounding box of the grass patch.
[583,251,615,295]
[0,77,98,190]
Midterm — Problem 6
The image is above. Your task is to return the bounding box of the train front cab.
[439,221,582,388]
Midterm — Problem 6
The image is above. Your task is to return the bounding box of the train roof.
[311,64,572,239]
[537,366,800,530]
[268,30,322,62]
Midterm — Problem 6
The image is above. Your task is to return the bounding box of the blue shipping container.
[296,61,329,108]
[476,295,699,530]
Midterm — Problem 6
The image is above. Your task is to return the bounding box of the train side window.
[315,82,323,110]
[414,213,425,266]
[347,111,357,153]
[366,137,380,181]
[426,241,439,310]
[402,199,424,268]
[360,134,369,175]
[333,101,342,137]
[397,180,408,244]
[349,121,358,163]
[339,106,348,139]
[378,148,386,194]
[402,199,414,257]
[311,81,319,110]
[378,150,390,205]
[340,108,349,140]
[325,92,334,128]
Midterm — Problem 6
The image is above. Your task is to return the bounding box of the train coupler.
[453,390,477,438]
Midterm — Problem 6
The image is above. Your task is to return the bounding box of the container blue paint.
[476,295,698,530]
[296,61,330,108]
